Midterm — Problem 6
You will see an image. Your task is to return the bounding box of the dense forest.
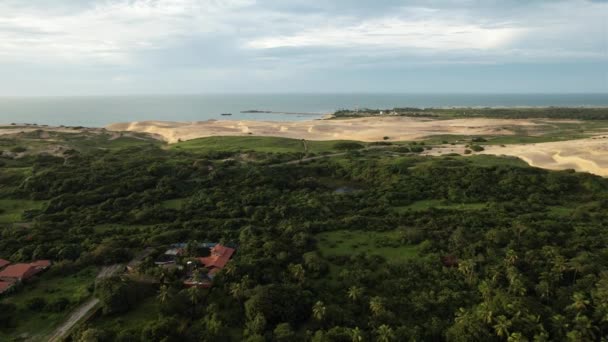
[2,138,608,341]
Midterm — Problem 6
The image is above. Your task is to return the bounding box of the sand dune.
[107,117,547,144]
[107,117,608,176]
[480,138,608,176]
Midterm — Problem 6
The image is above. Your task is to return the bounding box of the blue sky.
[0,0,606,95]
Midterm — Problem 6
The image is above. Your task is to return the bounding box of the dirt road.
[48,264,123,342]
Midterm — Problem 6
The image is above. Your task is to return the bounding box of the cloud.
[0,0,605,94]
[246,18,524,51]
[0,0,253,63]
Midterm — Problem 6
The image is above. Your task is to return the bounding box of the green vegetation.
[0,267,97,341]
[0,199,46,223]
[317,230,419,263]
[334,106,608,120]
[2,130,608,341]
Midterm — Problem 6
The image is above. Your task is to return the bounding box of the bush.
[11,146,27,153]
[470,145,485,152]
[334,142,364,151]
[464,149,472,154]
[410,146,424,153]
[46,297,71,312]
[26,297,47,310]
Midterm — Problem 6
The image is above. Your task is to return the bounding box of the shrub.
[26,297,47,310]
[470,145,485,152]
[334,142,364,151]
[464,149,472,154]
[11,146,27,153]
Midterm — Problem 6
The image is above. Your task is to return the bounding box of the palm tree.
[369,296,385,316]
[569,292,590,312]
[230,282,245,300]
[347,286,364,302]
[350,327,364,342]
[493,315,512,338]
[289,264,305,284]
[187,286,203,306]
[224,262,236,277]
[376,324,394,342]
[507,332,527,342]
[157,285,170,304]
[458,259,476,284]
[312,301,326,321]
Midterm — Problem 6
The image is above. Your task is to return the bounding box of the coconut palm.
[493,315,512,338]
[369,296,385,316]
[347,286,364,302]
[289,264,305,283]
[350,327,364,342]
[187,286,203,306]
[157,285,170,304]
[312,301,326,321]
[376,324,394,342]
[569,292,590,312]
[230,282,245,300]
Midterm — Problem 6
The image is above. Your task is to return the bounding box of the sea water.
[0,93,606,127]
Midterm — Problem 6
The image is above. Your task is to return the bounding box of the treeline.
[333,107,608,120]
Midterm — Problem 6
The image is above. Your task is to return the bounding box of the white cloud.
[0,0,253,63]
[246,18,524,51]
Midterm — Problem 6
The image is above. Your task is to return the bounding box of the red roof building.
[198,245,235,271]
[0,259,9,270]
[30,260,51,269]
[0,280,15,294]
[0,260,51,281]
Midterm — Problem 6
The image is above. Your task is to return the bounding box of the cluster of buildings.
[154,243,235,288]
[0,258,52,295]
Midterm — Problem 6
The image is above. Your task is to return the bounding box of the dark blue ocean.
[0,93,606,127]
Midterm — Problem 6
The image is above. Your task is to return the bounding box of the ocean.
[0,93,606,127]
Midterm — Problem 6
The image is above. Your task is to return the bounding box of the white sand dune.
[107,117,546,144]
[107,117,608,177]
[481,138,608,176]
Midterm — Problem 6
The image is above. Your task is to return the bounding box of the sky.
[0,0,606,95]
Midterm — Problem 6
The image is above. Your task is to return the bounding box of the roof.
[0,280,14,294]
[0,264,41,280]
[31,260,51,268]
[0,259,9,269]
[164,248,184,256]
[199,245,235,269]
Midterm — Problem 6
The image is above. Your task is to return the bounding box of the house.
[0,258,9,270]
[0,260,52,282]
[198,244,235,273]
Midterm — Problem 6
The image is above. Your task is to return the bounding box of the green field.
[0,267,98,341]
[0,199,46,223]
[160,198,189,210]
[317,230,419,263]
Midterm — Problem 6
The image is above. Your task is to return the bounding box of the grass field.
[0,266,98,341]
[160,198,189,210]
[0,199,46,223]
[170,136,366,154]
[317,230,419,263]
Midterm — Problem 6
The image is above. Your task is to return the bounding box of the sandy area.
[479,137,608,176]
[424,137,608,177]
[107,117,554,143]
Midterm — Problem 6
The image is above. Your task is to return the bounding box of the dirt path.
[48,298,100,342]
[48,264,124,341]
